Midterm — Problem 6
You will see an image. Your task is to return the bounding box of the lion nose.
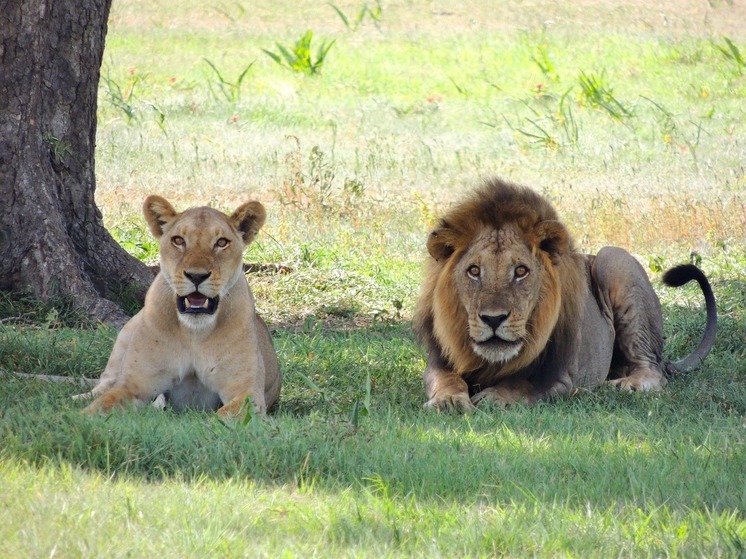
[479,312,509,329]
[184,271,211,287]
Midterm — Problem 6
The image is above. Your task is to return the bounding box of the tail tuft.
[662,264,705,288]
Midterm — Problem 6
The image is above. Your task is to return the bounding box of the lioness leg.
[591,247,667,392]
[217,390,267,418]
[83,371,178,415]
[83,385,146,414]
[215,368,267,418]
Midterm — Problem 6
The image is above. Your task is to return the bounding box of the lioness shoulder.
[78,196,281,418]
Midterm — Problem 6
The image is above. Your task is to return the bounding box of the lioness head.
[143,195,266,329]
[420,181,575,373]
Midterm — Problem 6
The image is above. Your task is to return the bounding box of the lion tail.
[662,264,718,373]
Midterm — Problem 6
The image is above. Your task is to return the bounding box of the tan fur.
[414,178,717,411]
[77,196,281,418]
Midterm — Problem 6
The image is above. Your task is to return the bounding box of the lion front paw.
[471,387,511,408]
[424,390,475,412]
[609,367,666,392]
[471,380,534,408]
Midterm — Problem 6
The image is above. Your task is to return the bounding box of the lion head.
[414,179,587,379]
[143,195,266,329]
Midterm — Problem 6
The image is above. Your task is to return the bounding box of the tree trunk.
[0,0,154,328]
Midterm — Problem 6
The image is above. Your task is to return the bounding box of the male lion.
[414,178,717,410]
[78,196,281,418]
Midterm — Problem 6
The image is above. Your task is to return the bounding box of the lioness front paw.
[424,391,475,412]
[217,395,266,420]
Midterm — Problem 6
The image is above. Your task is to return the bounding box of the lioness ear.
[143,195,178,238]
[230,201,266,245]
[426,225,458,262]
[533,220,570,265]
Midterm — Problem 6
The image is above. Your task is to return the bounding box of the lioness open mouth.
[177,293,219,315]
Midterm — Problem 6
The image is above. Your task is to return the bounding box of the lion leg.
[423,360,474,412]
[592,247,667,392]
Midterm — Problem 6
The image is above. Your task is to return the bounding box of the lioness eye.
[467,265,481,279]
[171,236,185,247]
[514,265,529,279]
[215,238,230,249]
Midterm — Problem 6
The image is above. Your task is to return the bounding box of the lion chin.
[471,337,523,364]
[414,177,718,412]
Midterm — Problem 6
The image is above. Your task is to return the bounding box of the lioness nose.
[184,271,212,287]
[480,312,508,329]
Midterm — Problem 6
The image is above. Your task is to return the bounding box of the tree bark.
[0,0,154,328]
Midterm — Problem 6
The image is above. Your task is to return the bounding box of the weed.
[448,76,468,95]
[110,225,160,263]
[501,90,579,151]
[330,1,382,31]
[0,292,93,329]
[531,44,559,81]
[210,2,246,24]
[716,36,744,73]
[577,69,634,120]
[143,101,168,136]
[203,58,254,102]
[558,87,579,144]
[42,134,73,167]
[262,31,335,76]
[510,115,561,150]
[100,71,138,122]
[275,138,366,219]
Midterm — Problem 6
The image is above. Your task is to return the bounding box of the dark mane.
[437,178,563,249]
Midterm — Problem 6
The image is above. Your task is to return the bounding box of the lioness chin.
[77,196,281,418]
[414,178,717,411]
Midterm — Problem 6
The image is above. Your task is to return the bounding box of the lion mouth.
[473,335,521,348]
[177,293,219,315]
[472,335,523,361]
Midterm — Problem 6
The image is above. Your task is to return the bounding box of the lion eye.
[467,265,481,279]
[215,238,230,249]
[171,236,185,247]
[514,265,529,279]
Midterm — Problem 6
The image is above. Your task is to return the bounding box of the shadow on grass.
[1,299,744,513]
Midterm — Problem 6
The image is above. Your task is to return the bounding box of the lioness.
[414,178,717,410]
[78,196,281,418]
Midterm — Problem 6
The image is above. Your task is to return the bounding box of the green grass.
[2,0,746,556]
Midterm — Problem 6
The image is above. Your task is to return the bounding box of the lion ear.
[143,195,178,238]
[426,226,458,262]
[230,201,266,245]
[533,220,570,264]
